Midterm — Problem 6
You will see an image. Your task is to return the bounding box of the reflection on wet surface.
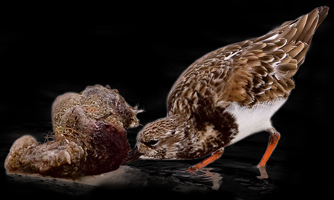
[257,166,269,179]
[5,161,276,199]
[124,159,278,198]
[79,165,217,193]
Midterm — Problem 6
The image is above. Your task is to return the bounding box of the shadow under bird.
[126,6,329,173]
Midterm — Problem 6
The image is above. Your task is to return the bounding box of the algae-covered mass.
[5,85,141,178]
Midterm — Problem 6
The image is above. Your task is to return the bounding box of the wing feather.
[168,6,329,112]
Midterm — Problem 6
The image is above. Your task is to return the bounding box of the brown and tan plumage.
[169,6,327,111]
[127,7,329,172]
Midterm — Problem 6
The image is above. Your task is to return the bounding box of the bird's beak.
[122,146,143,164]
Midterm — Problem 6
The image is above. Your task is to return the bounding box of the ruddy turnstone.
[128,6,329,171]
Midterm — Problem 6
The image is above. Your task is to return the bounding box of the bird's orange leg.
[257,127,280,168]
[187,148,224,171]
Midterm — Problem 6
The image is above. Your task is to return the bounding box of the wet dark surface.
[1,2,333,199]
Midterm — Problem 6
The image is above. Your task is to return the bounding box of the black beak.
[122,146,143,164]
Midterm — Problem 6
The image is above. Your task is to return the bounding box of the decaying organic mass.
[5,85,141,178]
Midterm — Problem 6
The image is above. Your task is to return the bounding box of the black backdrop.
[1,2,333,199]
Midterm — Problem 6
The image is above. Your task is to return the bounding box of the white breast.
[224,99,286,145]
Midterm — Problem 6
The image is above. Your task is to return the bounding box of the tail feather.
[252,6,329,79]
[316,6,330,29]
[274,6,329,77]
[280,6,329,44]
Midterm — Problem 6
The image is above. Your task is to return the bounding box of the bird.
[127,6,329,172]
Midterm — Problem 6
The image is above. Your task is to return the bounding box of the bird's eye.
[148,139,159,146]
[142,139,159,147]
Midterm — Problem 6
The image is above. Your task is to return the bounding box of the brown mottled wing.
[168,6,328,114]
[218,6,329,107]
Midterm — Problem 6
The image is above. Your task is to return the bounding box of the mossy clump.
[5,85,141,178]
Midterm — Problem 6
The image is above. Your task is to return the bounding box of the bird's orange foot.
[186,148,224,172]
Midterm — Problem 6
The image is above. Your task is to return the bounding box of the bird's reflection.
[7,162,274,197]
[257,166,269,179]
[78,163,272,192]
[187,167,223,190]
[78,163,224,192]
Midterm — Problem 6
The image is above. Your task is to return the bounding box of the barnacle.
[4,85,141,178]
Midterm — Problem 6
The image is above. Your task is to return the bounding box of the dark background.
[0,2,333,199]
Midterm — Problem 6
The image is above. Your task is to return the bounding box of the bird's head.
[130,115,195,160]
[124,112,228,164]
